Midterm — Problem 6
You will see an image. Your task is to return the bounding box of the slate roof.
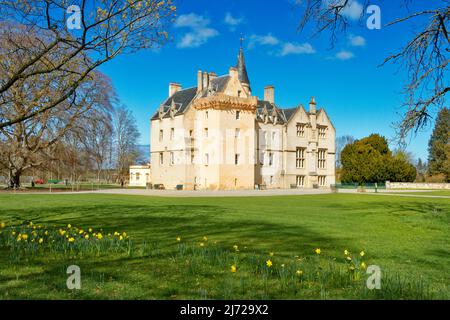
[151,87,198,120]
[256,100,299,124]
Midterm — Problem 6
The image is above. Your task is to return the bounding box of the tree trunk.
[8,169,21,189]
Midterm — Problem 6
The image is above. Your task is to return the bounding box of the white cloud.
[175,13,209,28]
[249,33,280,48]
[224,12,243,27]
[175,13,219,48]
[280,42,315,56]
[335,50,354,60]
[349,34,366,47]
[341,0,364,20]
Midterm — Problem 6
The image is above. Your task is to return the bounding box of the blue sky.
[100,0,443,161]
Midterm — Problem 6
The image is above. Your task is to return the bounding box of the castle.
[137,46,336,190]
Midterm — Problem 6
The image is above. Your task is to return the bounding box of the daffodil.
[360,251,365,257]
[296,270,303,276]
[68,237,75,243]
[122,232,127,237]
[360,262,367,270]
[231,265,237,273]
[67,224,72,229]
[344,249,349,256]
[79,230,84,234]
[84,234,89,239]
[119,235,123,241]
[97,233,103,240]
[315,248,321,255]
[346,256,352,261]
[89,228,93,233]
[176,236,181,242]
[22,234,28,240]
[266,259,273,267]
[199,242,204,247]
[0,222,5,228]
[269,252,274,257]
[203,236,208,241]
[38,238,43,244]
[281,264,285,268]
[233,245,239,251]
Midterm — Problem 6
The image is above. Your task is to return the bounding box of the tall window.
[296,175,305,187]
[269,152,274,166]
[296,123,305,137]
[296,147,306,168]
[205,153,209,166]
[189,129,193,137]
[159,129,163,142]
[235,154,240,165]
[236,111,240,119]
[170,152,174,165]
[191,153,195,164]
[159,152,163,165]
[146,173,149,182]
[136,173,140,181]
[204,128,208,138]
[319,176,326,186]
[318,149,327,169]
[170,128,174,140]
[318,126,327,138]
[205,111,209,119]
[272,131,276,141]
[235,128,240,139]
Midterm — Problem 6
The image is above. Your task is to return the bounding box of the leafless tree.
[0,0,176,129]
[112,105,141,185]
[297,0,450,141]
[0,67,113,188]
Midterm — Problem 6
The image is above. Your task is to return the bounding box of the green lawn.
[384,190,450,197]
[0,193,448,299]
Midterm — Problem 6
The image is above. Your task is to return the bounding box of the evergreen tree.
[428,108,450,180]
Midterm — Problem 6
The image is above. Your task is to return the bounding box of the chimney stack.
[197,70,203,93]
[229,67,238,80]
[169,83,182,97]
[309,96,316,114]
[203,71,209,89]
[209,72,217,81]
[264,85,275,104]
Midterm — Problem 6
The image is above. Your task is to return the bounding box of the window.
[296,147,306,168]
[159,152,163,165]
[235,154,240,165]
[296,175,305,187]
[136,173,140,181]
[204,128,208,138]
[170,152,174,165]
[236,111,240,119]
[189,130,193,137]
[159,129,163,142]
[319,176,326,186]
[205,153,209,166]
[269,152,274,166]
[170,128,174,140]
[318,126,327,139]
[205,111,209,119]
[191,153,195,164]
[296,123,305,137]
[235,128,240,139]
[270,176,274,184]
[272,131,276,141]
[146,173,149,182]
[318,149,327,169]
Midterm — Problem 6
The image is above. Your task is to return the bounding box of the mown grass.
[0,193,448,299]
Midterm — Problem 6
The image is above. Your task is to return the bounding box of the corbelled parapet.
[192,93,257,112]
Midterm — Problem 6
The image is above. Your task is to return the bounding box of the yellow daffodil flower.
[315,248,321,255]
[266,259,273,267]
[231,265,237,273]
